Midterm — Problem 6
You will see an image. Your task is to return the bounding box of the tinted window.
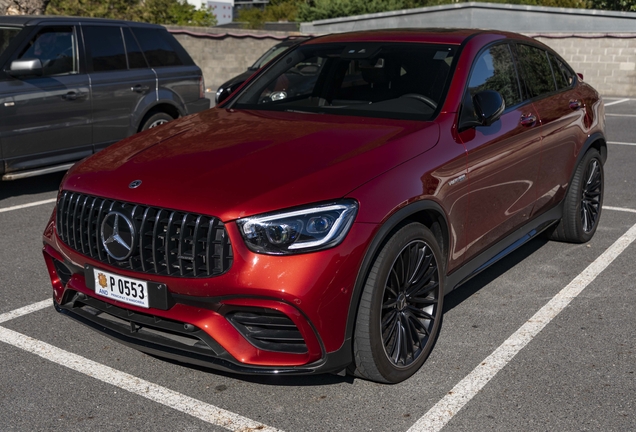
[131,28,183,67]
[123,27,147,69]
[18,26,76,76]
[83,26,127,72]
[517,44,556,98]
[551,55,575,88]
[0,26,20,57]
[467,43,522,108]
[548,53,568,90]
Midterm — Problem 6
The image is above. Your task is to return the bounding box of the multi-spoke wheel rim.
[380,240,440,369]
[148,119,169,129]
[581,158,602,233]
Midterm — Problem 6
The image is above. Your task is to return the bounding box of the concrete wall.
[167,26,294,93]
[299,2,636,34]
[167,15,636,97]
[535,35,636,97]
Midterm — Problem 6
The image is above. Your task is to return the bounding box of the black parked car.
[0,16,209,181]
[215,37,308,104]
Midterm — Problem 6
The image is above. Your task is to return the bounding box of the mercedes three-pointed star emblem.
[101,211,135,260]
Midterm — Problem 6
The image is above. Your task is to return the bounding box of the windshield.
[251,44,293,70]
[0,26,21,57]
[234,42,458,121]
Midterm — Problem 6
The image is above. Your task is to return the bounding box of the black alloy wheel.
[548,148,604,243]
[352,223,444,383]
[581,158,602,233]
[380,239,440,368]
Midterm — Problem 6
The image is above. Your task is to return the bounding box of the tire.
[141,112,174,131]
[549,149,604,243]
[351,223,444,383]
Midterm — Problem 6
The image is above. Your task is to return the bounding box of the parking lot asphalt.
[0,97,634,432]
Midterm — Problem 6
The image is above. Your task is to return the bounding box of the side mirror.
[7,58,43,77]
[473,90,505,127]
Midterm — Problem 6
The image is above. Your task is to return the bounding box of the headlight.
[236,200,358,255]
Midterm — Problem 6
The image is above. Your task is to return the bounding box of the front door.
[0,25,91,173]
[458,42,542,263]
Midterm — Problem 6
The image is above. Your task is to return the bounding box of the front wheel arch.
[342,200,450,361]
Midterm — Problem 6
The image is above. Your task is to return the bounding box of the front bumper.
[43,211,376,375]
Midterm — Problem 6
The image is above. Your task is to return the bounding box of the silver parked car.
[0,16,209,180]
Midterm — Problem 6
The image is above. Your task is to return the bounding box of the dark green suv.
[0,16,209,180]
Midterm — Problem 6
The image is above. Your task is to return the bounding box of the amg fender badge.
[448,174,466,186]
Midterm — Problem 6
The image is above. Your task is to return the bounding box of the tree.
[46,0,217,26]
[0,0,51,14]
[587,0,636,11]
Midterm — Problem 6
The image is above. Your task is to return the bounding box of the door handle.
[569,100,582,110]
[62,91,86,101]
[520,114,537,126]
[131,85,150,93]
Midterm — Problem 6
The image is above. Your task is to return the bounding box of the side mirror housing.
[473,90,505,127]
[458,90,505,131]
[7,58,43,77]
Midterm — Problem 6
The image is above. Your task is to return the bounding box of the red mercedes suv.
[43,29,606,383]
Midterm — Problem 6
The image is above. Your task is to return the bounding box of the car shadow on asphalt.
[0,171,65,200]
[443,236,550,314]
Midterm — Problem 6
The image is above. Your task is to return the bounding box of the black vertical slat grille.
[56,191,233,278]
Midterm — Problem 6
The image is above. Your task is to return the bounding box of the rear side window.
[123,27,147,69]
[516,44,556,99]
[467,43,522,108]
[18,26,76,76]
[131,28,184,67]
[83,26,127,72]
[550,54,575,89]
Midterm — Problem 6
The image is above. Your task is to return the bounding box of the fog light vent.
[52,259,73,287]
[227,310,308,354]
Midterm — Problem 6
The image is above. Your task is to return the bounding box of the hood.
[63,108,440,221]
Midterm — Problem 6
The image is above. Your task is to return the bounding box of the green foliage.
[46,0,217,27]
[587,0,636,11]
[237,0,303,29]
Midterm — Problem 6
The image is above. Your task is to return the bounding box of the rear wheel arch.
[343,200,450,349]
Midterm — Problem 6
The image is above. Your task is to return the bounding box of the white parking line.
[604,206,636,214]
[604,98,630,106]
[0,326,283,432]
[607,141,636,146]
[0,198,56,213]
[407,221,636,432]
[606,114,636,118]
[0,299,50,324]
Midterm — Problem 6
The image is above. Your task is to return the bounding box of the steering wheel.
[400,93,437,109]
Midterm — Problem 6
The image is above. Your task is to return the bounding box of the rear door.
[131,27,201,112]
[458,42,543,264]
[515,45,589,217]
[0,24,92,173]
[81,24,156,151]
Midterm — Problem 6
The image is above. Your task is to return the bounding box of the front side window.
[83,26,127,72]
[467,43,522,108]
[233,43,457,121]
[516,44,556,99]
[18,26,76,76]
